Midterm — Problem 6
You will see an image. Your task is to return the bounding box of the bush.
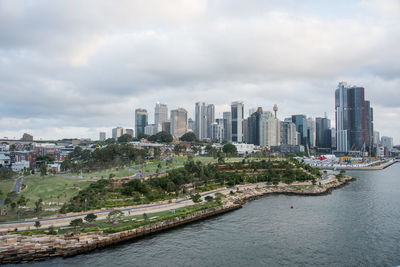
[70,218,83,229]
[191,193,202,203]
[107,210,124,224]
[85,213,97,223]
[205,195,213,202]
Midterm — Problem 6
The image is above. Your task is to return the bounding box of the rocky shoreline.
[0,176,353,264]
[222,176,355,206]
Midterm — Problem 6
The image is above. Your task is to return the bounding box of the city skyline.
[1,1,400,144]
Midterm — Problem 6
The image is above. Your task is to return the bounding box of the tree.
[191,193,202,203]
[148,131,173,143]
[137,133,149,140]
[105,138,116,144]
[70,218,83,229]
[40,163,47,176]
[180,132,197,142]
[34,198,43,214]
[117,134,133,143]
[107,210,124,224]
[34,221,41,229]
[0,168,15,180]
[222,144,237,156]
[84,213,97,223]
[174,144,185,155]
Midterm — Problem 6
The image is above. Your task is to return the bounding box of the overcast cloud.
[0,0,399,144]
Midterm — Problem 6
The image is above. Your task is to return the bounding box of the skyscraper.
[99,132,106,141]
[223,112,232,142]
[307,117,316,148]
[188,118,196,132]
[280,122,298,146]
[195,102,215,140]
[248,107,263,145]
[291,115,308,146]
[231,101,244,142]
[170,108,188,137]
[195,102,207,140]
[335,82,373,152]
[155,102,168,125]
[206,104,215,139]
[135,109,148,138]
[315,117,331,148]
[248,108,280,146]
[112,127,124,140]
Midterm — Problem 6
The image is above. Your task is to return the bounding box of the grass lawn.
[132,156,243,173]
[20,175,92,207]
[77,168,132,179]
[0,178,17,197]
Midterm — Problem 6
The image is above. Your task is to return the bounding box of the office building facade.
[135,108,148,138]
[170,108,188,138]
[231,101,244,142]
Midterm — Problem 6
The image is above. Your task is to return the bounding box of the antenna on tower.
[273,104,278,118]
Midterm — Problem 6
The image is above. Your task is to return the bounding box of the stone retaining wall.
[0,205,241,264]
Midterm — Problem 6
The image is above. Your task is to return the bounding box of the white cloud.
[0,0,399,144]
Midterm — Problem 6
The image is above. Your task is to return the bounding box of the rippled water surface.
[12,163,400,267]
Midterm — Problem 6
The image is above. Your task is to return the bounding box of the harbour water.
[12,163,400,267]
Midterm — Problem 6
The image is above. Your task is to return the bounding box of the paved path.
[0,176,24,205]
[13,176,25,193]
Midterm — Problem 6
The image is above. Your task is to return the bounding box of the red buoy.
[291,206,293,209]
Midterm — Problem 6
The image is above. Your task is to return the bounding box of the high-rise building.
[155,102,168,125]
[213,118,225,143]
[207,104,215,138]
[243,118,249,143]
[291,115,308,146]
[365,100,374,150]
[261,111,280,147]
[188,118,196,132]
[170,108,188,137]
[248,107,263,145]
[307,117,316,148]
[112,127,124,140]
[231,101,244,142]
[195,102,207,140]
[162,121,171,134]
[144,124,161,136]
[335,82,373,152]
[223,112,232,142]
[99,132,106,141]
[381,136,393,151]
[373,131,380,148]
[195,102,215,140]
[280,122,298,146]
[248,108,280,146]
[135,109,148,138]
[315,117,331,148]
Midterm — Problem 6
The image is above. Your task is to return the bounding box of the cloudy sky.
[0,0,399,144]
